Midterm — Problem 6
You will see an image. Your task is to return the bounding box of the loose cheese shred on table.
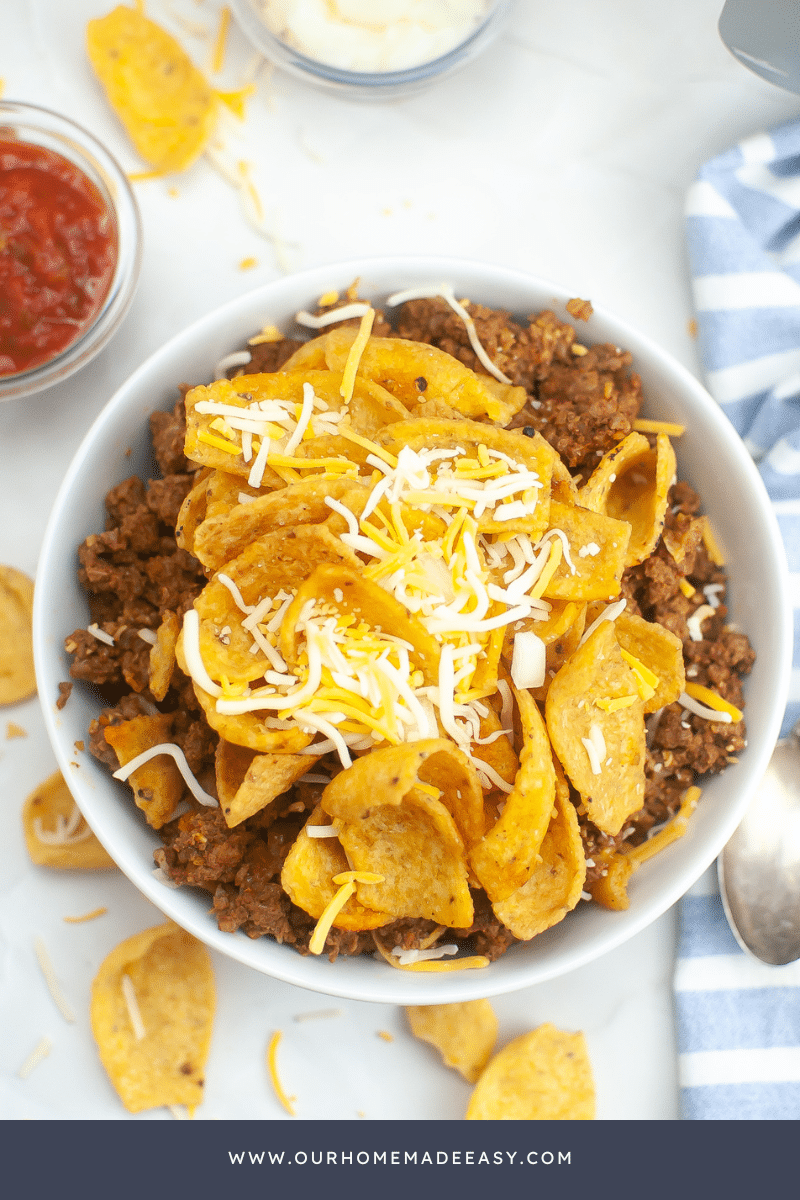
[17,1037,52,1080]
[211,5,231,73]
[267,1031,295,1115]
[63,906,108,924]
[34,937,75,1024]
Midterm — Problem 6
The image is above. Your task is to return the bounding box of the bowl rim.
[33,254,793,1003]
[229,0,513,96]
[0,99,142,403]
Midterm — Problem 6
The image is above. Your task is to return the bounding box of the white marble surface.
[1,0,798,1121]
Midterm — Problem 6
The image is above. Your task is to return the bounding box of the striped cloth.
[675,119,800,1120]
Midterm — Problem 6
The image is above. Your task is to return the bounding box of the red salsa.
[0,138,117,377]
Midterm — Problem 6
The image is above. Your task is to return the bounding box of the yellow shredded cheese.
[248,324,283,344]
[339,307,375,403]
[211,5,231,73]
[308,879,356,954]
[626,786,701,866]
[683,682,743,723]
[619,648,658,701]
[595,694,639,713]
[632,418,685,436]
[63,907,108,924]
[334,425,398,467]
[267,1030,295,1116]
[699,515,725,565]
[400,956,490,972]
[197,428,242,455]
[678,578,696,598]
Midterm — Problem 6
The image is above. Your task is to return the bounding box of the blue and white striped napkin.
[675,118,800,1120]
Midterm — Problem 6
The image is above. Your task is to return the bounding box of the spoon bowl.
[719,720,800,966]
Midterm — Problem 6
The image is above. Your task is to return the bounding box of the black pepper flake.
[414,376,428,391]
[522,426,536,438]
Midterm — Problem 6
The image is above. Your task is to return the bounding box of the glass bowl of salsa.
[0,100,142,402]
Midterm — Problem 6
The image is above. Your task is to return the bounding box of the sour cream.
[256,0,495,73]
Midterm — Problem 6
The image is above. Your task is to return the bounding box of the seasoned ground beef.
[64,293,755,963]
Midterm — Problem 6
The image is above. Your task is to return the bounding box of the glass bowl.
[230,0,514,100]
[0,101,142,403]
[33,256,791,1004]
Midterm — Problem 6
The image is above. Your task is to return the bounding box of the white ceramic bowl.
[34,256,792,1004]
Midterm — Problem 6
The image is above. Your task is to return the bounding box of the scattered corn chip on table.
[1,0,796,1121]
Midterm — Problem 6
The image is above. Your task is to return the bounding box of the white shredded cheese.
[510,630,546,689]
[579,598,627,646]
[214,349,252,379]
[306,824,339,838]
[386,282,512,384]
[112,742,219,807]
[678,692,733,723]
[392,943,459,966]
[687,604,716,642]
[87,623,115,646]
[295,302,371,327]
[17,1037,52,1079]
[121,973,146,1041]
[34,937,75,1023]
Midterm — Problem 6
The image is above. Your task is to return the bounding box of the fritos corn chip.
[104,712,184,828]
[470,686,556,903]
[22,769,116,870]
[407,999,498,1083]
[466,1024,595,1119]
[90,922,215,1113]
[0,564,35,706]
[86,6,218,174]
[546,620,646,835]
[281,805,391,931]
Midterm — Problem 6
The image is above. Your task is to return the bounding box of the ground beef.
[394,297,642,473]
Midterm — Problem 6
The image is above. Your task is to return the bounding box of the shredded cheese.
[112,741,219,807]
[682,683,743,723]
[619,648,658,701]
[386,283,512,384]
[34,937,75,1023]
[295,302,372,328]
[18,1037,52,1080]
[632,418,685,436]
[687,603,716,642]
[63,907,108,924]
[626,786,701,866]
[211,5,231,73]
[699,515,725,565]
[339,307,375,403]
[121,973,146,1041]
[308,879,356,954]
[267,1031,295,1116]
[87,622,114,646]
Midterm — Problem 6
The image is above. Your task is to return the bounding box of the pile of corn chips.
[98,287,710,966]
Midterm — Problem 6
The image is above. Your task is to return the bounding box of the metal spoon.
[718,720,800,965]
